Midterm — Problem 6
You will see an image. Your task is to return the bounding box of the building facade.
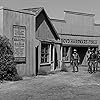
[0,7,61,76]
[51,10,100,66]
[0,6,100,76]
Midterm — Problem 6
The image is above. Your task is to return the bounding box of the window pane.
[41,43,50,63]
[62,46,69,61]
[45,57,47,62]
[41,48,45,53]
[47,54,49,62]
[45,48,48,53]
[63,46,68,57]
[41,58,44,63]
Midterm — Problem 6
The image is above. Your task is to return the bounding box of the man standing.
[71,49,80,72]
[88,48,97,73]
[87,48,92,73]
[94,49,100,72]
[94,49,98,73]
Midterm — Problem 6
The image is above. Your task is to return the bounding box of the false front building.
[51,10,100,66]
[0,6,100,76]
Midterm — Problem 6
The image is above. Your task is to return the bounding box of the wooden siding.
[64,13,94,36]
[36,20,55,41]
[36,9,59,40]
[3,9,35,76]
[94,25,100,36]
[0,9,3,35]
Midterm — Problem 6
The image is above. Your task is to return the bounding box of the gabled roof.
[0,6,36,15]
[23,7,60,40]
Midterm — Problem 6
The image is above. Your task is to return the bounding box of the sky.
[0,0,100,23]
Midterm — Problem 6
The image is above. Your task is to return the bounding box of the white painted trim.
[51,44,55,71]
[49,44,51,63]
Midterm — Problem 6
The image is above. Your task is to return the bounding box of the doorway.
[72,47,88,64]
[54,47,58,70]
[71,46,98,64]
[35,46,38,75]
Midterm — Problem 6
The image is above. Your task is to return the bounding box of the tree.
[0,35,22,81]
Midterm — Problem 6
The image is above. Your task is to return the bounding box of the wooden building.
[0,6,100,76]
[0,7,60,76]
[51,10,100,66]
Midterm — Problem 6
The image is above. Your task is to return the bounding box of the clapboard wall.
[0,7,36,76]
[64,11,95,36]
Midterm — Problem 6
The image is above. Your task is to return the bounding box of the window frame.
[62,46,69,61]
[41,42,50,64]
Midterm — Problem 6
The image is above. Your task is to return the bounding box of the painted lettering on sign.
[13,25,26,63]
[61,38,97,45]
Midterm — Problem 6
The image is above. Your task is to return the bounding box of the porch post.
[60,45,63,67]
[51,44,55,71]
[49,44,51,63]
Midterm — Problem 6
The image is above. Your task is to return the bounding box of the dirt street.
[0,66,100,100]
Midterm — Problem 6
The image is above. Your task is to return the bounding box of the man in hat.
[94,49,100,72]
[87,48,92,73]
[71,49,80,72]
[88,48,97,73]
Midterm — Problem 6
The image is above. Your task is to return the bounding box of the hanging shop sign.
[61,38,97,45]
[13,25,26,63]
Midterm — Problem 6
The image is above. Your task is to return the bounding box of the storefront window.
[41,43,50,63]
[62,46,69,61]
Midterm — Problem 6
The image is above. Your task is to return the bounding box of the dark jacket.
[88,53,97,61]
